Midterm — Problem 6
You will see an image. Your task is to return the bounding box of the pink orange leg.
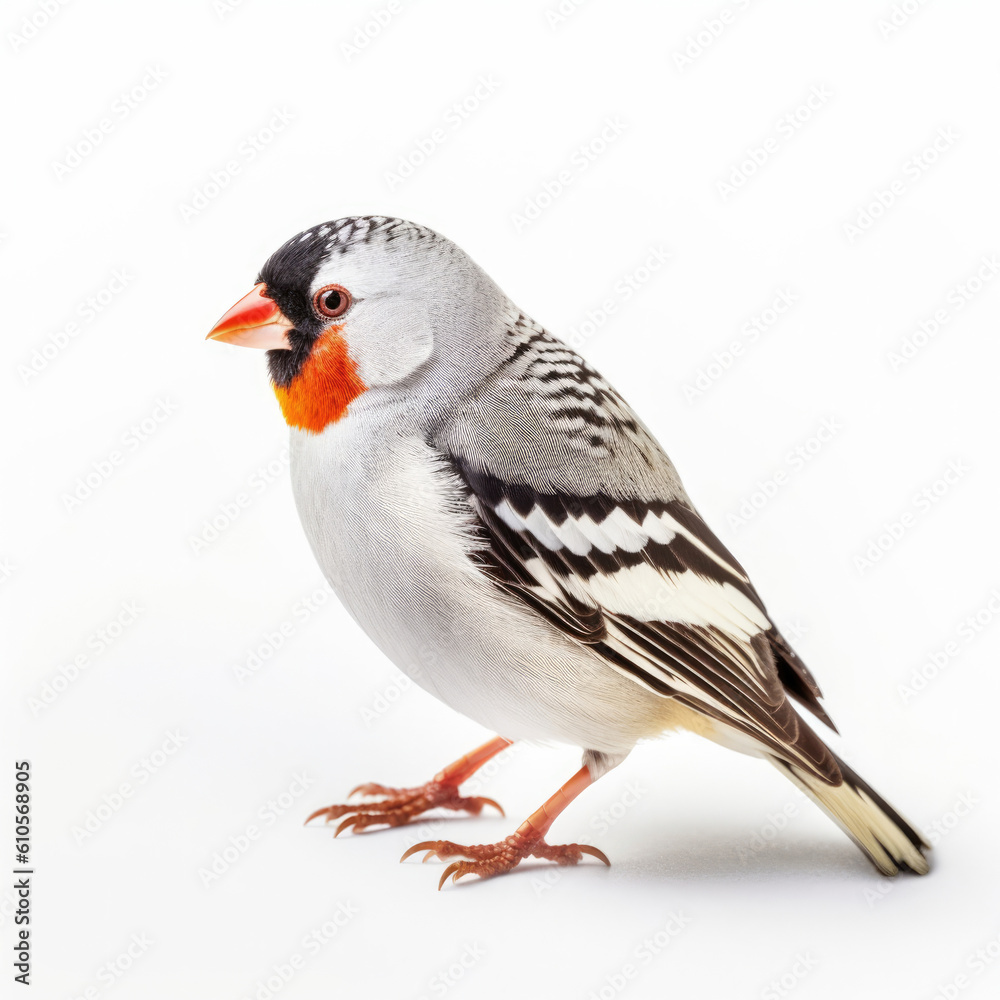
[305,736,512,835]
[401,765,610,889]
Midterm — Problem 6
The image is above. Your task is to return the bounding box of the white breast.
[287,403,665,754]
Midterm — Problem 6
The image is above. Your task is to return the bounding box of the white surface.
[3,1,999,997]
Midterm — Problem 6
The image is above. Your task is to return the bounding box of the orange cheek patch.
[273,325,367,433]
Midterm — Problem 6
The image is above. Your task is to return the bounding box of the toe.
[467,796,504,817]
[304,806,329,825]
[400,841,438,863]
[400,839,466,862]
[348,782,389,798]
[438,861,476,890]
[333,814,360,837]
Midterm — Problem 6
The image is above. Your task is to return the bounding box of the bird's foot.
[305,780,503,835]
[401,831,610,889]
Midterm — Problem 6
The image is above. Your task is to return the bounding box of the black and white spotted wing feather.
[434,316,840,785]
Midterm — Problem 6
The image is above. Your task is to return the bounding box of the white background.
[3,1,999,997]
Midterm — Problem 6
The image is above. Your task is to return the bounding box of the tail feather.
[771,756,930,876]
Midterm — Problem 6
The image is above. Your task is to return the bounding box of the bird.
[206,215,930,888]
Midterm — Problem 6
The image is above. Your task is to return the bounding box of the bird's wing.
[431,316,838,782]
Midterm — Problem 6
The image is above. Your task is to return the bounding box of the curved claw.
[334,814,362,838]
[438,861,474,890]
[305,802,359,825]
[400,841,438,863]
[578,844,611,867]
[304,806,330,826]
[306,779,504,841]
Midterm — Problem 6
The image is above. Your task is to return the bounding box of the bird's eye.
[313,284,352,319]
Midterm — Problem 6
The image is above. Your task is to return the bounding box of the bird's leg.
[401,765,610,889]
[305,735,512,834]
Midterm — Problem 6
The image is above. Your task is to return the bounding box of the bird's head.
[207,216,508,432]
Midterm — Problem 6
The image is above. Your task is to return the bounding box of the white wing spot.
[522,506,564,551]
[489,499,766,641]
[602,508,649,552]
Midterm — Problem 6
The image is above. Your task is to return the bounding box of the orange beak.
[206,283,293,349]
